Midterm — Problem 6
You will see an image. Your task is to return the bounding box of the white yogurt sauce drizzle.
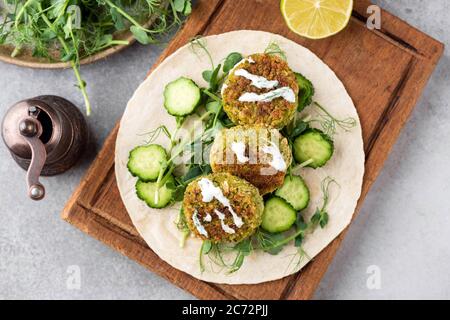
[193,210,208,237]
[221,56,255,96]
[262,142,287,171]
[239,87,296,103]
[231,141,249,163]
[214,210,235,234]
[203,212,212,222]
[234,69,279,89]
[198,178,244,228]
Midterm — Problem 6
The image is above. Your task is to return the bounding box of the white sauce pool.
[231,141,249,163]
[193,210,208,237]
[214,210,235,234]
[234,69,279,89]
[238,87,296,103]
[198,178,244,228]
[262,142,287,171]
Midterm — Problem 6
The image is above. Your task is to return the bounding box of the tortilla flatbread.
[115,30,364,284]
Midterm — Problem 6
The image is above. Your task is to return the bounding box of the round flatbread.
[115,30,365,284]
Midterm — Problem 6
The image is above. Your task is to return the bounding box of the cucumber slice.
[275,175,310,211]
[127,144,167,182]
[136,176,175,209]
[164,77,201,116]
[293,129,334,168]
[295,72,314,112]
[261,197,297,233]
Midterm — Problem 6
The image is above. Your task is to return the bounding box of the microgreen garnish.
[176,207,190,248]
[139,124,171,144]
[222,52,242,73]
[310,176,337,229]
[282,118,309,168]
[205,100,221,114]
[311,102,357,137]
[0,0,191,114]
[172,0,192,16]
[199,238,252,274]
[294,215,308,247]
[254,230,287,255]
[190,36,214,69]
[290,158,314,174]
[283,119,308,143]
[182,163,211,183]
[190,39,235,128]
[229,238,252,273]
[264,41,287,60]
[202,63,222,92]
[202,88,221,102]
[199,239,212,273]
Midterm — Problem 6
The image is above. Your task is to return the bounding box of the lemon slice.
[280,0,353,39]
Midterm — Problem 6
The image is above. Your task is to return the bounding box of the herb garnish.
[139,124,171,144]
[264,41,287,60]
[310,102,357,137]
[0,0,192,114]
[199,238,252,274]
[189,36,238,129]
[222,52,242,73]
[199,239,212,273]
[176,207,190,247]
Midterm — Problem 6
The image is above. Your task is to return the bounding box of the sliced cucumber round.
[295,72,315,112]
[275,175,310,211]
[293,129,334,168]
[136,176,175,209]
[164,77,201,116]
[127,144,167,182]
[261,197,297,233]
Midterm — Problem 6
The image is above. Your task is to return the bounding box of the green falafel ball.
[183,173,264,243]
[222,53,299,129]
[210,125,292,195]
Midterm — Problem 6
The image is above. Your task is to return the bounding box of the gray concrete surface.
[0,0,448,299]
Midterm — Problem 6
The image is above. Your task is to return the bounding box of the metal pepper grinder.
[1,95,88,200]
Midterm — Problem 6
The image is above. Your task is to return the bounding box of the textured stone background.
[0,0,448,299]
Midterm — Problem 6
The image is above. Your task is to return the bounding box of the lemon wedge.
[280,0,353,39]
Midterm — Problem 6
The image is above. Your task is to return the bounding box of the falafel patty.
[210,126,292,195]
[222,53,299,129]
[183,173,263,243]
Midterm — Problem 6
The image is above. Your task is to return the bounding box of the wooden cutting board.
[62,0,444,300]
